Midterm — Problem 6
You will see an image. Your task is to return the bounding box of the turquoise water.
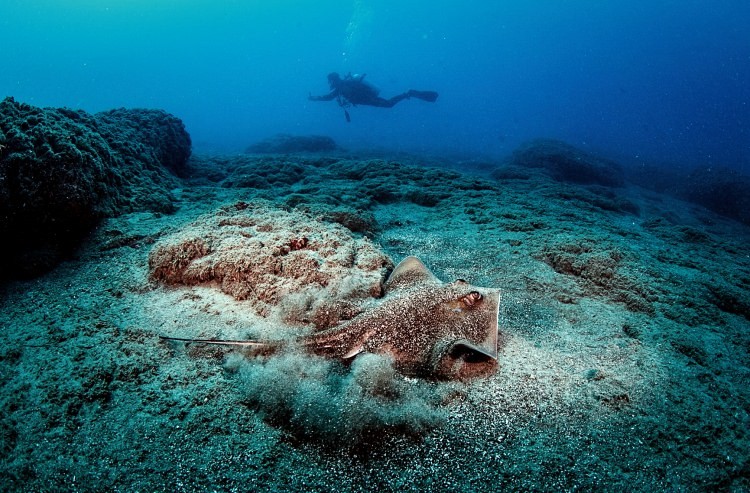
[2,0,748,168]
[3,3,750,490]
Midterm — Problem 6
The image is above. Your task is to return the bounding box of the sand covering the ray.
[148,201,393,329]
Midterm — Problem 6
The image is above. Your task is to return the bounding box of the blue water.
[2,0,748,169]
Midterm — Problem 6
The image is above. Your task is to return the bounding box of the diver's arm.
[308,90,337,101]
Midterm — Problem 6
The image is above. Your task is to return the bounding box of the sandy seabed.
[1,153,749,492]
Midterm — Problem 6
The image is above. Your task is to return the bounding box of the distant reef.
[0,97,191,278]
[491,139,625,187]
[628,164,750,226]
[676,167,750,226]
[493,139,750,226]
[246,134,338,154]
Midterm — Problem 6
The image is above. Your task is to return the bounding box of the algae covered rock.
[495,139,625,187]
[677,166,750,226]
[0,97,191,277]
[245,134,338,154]
[148,202,393,328]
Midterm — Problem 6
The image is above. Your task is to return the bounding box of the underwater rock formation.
[537,239,655,314]
[94,107,191,177]
[148,201,392,328]
[188,154,494,214]
[494,139,625,187]
[626,163,750,226]
[246,134,338,154]
[0,97,191,278]
[676,166,750,226]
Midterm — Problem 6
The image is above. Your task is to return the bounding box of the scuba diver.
[308,72,438,122]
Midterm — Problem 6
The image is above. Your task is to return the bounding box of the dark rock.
[324,209,378,234]
[622,324,641,339]
[628,163,750,226]
[497,139,625,187]
[671,340,708,366]
[490,166,533,181]
[676,167,750,226]
[0,97,191,278]
[95,107,191,177]
[705,279,750,321]
[291,203,379,235]
[246,134,338,154]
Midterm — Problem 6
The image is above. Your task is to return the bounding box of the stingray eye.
[455,278,467,284]
[460,291,483,307]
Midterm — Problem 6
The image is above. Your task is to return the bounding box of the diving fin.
[344,109,351,122]
[408,90,439,102]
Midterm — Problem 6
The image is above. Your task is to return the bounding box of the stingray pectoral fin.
[477,288,500,358]
[385,256,440,291]
[450,339,498,360]
[342,345,365,359]
[431,338,498,379]
[158,335,269,347]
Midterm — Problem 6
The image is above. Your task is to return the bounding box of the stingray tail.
[159,335,276,350]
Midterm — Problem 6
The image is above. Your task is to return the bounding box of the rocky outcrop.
[246,134,337,154]
[148,202,392,329]
[493,139,625,187]
[0,97,191,277]
[677,167,750,226]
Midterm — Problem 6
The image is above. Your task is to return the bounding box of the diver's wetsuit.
[309,72,438,109]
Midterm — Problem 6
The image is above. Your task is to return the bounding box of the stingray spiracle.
[459,291,483,307]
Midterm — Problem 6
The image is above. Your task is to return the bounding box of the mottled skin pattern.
[161,257,501,379]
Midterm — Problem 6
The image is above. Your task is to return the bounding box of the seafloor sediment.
[1,151,749,491]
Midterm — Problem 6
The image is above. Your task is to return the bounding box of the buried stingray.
[161,257,501,379]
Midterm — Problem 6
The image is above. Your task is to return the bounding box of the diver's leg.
[371,93,410,108]
[374,91,437,107]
